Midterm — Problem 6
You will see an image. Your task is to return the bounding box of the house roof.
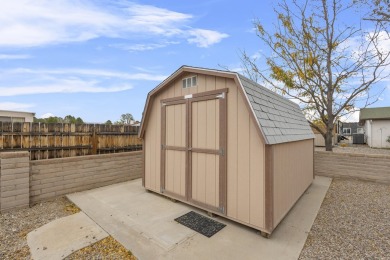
[359,107,390,121]
[139,66,314,145]
[0,110,35,116]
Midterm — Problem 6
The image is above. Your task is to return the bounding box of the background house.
[360,107,390,148]
[311,122,339,147]
[0,110,35,123]
[340,122,364,144]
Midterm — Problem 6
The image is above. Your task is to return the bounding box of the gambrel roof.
[238,75,314,144]
[139,66,314,145]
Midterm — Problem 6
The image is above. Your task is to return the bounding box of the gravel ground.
[316,144,390,155]
[0,197,79,260]
[0,197,137,260]
[299,178,390,259]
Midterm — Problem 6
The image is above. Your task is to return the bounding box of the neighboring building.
[311,123,338,147]
[340,122,363,144]
[130,120,141,127]
[140,66,314,236]
[341,122,362,136]
[0,110,35,123]
[360,107,390,148]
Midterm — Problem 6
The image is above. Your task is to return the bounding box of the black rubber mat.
[174,211,226,238]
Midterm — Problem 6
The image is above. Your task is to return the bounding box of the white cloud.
[0,67,170,97]
[114,41,180,52]
[188,29,229,48]
[0,79,133,97]
[0,54,31,60]
[0,102,35,111]
[0,1,227,48]
[126,4,192,36]
[0,68,167,81]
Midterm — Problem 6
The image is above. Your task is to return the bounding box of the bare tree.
[242,0,390,151]
[356,0,390,23]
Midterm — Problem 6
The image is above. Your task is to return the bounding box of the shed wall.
[314,133,325,147]
[143,72,266,230]
[272,139,313,227]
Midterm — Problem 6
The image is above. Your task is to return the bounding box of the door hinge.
[216,92,225,99]
[160,187,165,193]
[219,148,225,156]
[161,144,165,150]
[219,206,225,213]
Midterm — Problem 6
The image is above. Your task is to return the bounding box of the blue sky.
[0,0,389,123]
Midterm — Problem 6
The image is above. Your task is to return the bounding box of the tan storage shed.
[139,66,314,235]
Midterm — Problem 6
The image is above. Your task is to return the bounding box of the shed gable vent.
[182,76,197,88]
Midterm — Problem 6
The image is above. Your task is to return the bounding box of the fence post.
[91,126,98,155]
[0,152,30,212]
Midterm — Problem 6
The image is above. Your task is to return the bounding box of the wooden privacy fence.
[0,122,142,160]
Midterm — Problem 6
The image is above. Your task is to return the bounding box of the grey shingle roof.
[238,74,314,145]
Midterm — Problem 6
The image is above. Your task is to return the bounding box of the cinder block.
[30,190,41,196]
[1,167,29,176]
[41,185,63,194]
[30,192,56,203]
[63,182,81,190]
[39,176,64,185]
[1,178,29,187]
[0,151,29,159]
[1,182,29,192]
[31,182,58,191]
[1,199,29,212]
[1,196,15,203]
[1,188,29,198]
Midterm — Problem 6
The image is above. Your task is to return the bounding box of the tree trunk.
[325,130,333,151]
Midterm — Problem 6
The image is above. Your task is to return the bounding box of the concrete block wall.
[0,151,142,212]
[315,151,390,184]
[30,151,142,204]
[0,152,30,212]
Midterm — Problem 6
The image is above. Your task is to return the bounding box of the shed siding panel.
[165,150,185,196]
[154,94,162,191]
[272,139,313,226]
[144,126,151,189]
[226,80,266,229]
[191,98,220,207]
[197,74,206,93]
[236,94,251,223]
[249,119,265,228]
[144,101,157,191]
[227,79,239,219]
[206,74,216,91]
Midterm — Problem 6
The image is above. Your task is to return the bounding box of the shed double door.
[161,89,227,214]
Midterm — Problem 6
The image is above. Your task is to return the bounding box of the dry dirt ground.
[0,197,136,260]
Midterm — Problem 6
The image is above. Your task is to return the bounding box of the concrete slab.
[27,212,108,260]
[67,176,332,260]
